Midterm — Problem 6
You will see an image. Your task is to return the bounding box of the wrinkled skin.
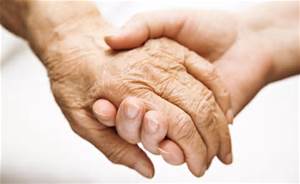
[103,8,299,115]
[91,7,298,170]
[43,33,231,177]
[103,10,270,115]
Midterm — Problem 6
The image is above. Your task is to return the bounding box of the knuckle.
[171,113,208,156]
[191,90,212,115]
[124,96,142,107]
[173,114,196,143]
[121,96,134,107]
[156,76,175,96]
[193,99,215,129]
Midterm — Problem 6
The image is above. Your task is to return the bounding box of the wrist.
[24,1,110,55]
[23,1,113,70]
[26,12,111,55]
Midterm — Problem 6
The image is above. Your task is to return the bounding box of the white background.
[1,0,299,183]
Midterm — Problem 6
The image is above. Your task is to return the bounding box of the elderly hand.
[44,32,232,177]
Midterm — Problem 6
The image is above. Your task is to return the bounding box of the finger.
[215,104,233,165]
[67,109,154,178]
[141,110,185,165]
[115,96,145,144]
[106,10,237,61]
[139,91,208,177]
[184,52,233,123]
[116,99,185,166]
[105,11,187,50]
[92,99,117,127]
[154,71,221,166]
[159,139,185,166]
[141,110,168,154]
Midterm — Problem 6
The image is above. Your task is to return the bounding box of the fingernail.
[225,153,233,164]
[148,118,159,133]
[134,161,153,178]
[158,147,184,166]
[94,107,110,119]
[226,109,234,124]
[125,103,139,119]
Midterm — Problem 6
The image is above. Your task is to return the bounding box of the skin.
[0,1,234,178]
[92,2,300,166]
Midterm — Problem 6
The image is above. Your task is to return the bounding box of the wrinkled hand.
[42,29,232,177]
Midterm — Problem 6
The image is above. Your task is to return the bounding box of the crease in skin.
[133,39,221,133]
[146,57,221,166]
[159,79,212,133]
[47,36,230,176]
[192,92,215,127]
[148,71,213,163]
[155,71,215,128]
[125,88,208,176]
[44,39,101,83]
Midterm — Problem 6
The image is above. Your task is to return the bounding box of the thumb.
[105,11,187,50]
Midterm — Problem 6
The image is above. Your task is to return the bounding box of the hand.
[104,6,299,115]
[31,18,232,177]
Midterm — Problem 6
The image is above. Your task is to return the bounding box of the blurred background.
[1,0,299,183]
